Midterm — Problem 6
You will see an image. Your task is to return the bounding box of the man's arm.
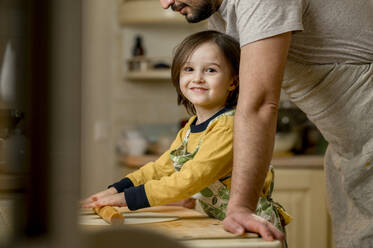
[223,32,291,241]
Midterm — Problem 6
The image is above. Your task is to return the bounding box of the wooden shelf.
[125,70,171,81]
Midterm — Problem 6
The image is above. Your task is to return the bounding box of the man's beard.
[171,1,215,23]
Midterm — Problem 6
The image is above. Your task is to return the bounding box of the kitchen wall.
[116,25,199,126]
[81,0,121,196]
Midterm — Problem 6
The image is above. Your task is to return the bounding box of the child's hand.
[167,198,196,209]
[80,187,118,208]
[82,193,127,208]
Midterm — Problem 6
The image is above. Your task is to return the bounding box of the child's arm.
[82,191,127,208]
[80,126,187,208]
[116,127,186,188]
[80,187,118,208]
[124,122,234,210]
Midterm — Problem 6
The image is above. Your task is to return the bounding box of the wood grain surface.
[81,206,258,240]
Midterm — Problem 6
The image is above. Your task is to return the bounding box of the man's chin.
[185,14,208,23]
[185,10,214,23]
[186,17,201,23]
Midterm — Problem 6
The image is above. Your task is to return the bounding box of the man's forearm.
[229,104,278,211]
[222,33,290,239]
[228,33,290,211]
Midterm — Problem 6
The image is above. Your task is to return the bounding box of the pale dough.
[79,211,179,225]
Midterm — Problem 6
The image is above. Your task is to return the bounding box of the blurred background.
[0,0,330,248]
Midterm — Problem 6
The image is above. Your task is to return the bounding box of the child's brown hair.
[171,30,240,115]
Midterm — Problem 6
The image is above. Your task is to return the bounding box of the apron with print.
[169,110,291,237]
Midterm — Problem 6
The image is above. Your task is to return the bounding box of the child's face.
[179,42,235,113]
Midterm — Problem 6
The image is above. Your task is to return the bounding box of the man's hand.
[223,206,284,242]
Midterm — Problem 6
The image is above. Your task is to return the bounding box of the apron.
[169,110,291,238]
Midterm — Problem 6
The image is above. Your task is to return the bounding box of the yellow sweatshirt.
[118,108,234,210]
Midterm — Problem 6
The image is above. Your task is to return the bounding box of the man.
[160,0,373,247]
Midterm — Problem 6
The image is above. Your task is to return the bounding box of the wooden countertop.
[81,206,281,248]
[271,155,324,169]
[119,155,324,170]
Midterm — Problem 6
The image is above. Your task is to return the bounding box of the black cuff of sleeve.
[124,185,150,210]
[108,178,134,193]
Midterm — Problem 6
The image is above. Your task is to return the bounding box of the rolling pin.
[93,206,124,225]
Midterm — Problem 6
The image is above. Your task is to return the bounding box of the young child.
[81,30,290,240]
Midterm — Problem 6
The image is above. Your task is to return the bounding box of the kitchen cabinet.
[270,156,333,248]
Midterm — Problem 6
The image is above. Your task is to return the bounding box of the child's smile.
[190,86,208,93]
[179,42,235,118]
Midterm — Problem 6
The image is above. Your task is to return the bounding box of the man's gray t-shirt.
[209,0,373,64]
[209,1,373,246]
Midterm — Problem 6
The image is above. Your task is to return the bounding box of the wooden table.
[81,206,281,248]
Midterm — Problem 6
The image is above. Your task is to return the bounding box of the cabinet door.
[272,169,330,248]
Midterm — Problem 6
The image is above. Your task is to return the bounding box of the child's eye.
[206,68,217,73]
[183,66,193,72]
